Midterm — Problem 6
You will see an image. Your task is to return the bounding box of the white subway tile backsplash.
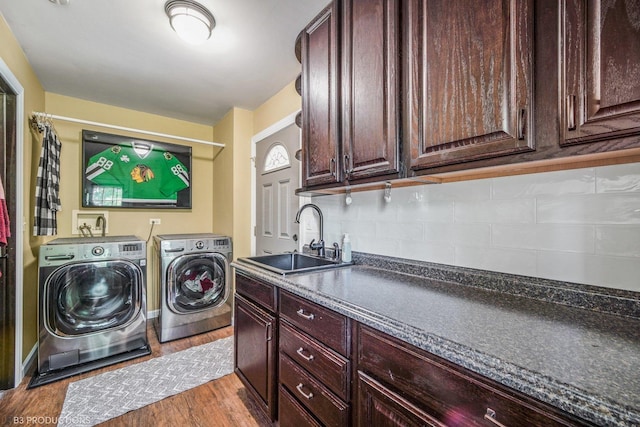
[538,193,640,224]
[537,251,640,292]
[595,163,640,193]
[425,223,491,246]
[376,222,425,241]
[596,225,640,257]
[491,168,595,199]
[355,236,400,256]
[455,246,537,276]
[310,163,640,291]
[397,199,454,223]
[454,199,536,224]
[395,240,455,265]
[492,224,595,253]
[425,179,491,201]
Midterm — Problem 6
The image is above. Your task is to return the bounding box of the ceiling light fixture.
[165,0,215,45]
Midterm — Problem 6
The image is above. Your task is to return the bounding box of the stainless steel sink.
[237,253,351,275]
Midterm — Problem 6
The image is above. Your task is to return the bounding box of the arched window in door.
[262,143,290,174]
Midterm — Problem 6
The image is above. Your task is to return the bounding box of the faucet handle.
[332,242,341,261]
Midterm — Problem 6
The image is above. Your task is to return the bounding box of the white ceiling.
[0,0,328,125]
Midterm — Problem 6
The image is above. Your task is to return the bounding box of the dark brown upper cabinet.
[341,0,401,182]
[560,0,640,148]
[301,3,341,188]
[406,0,536,172]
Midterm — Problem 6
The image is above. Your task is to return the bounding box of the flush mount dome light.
[165,0,215,45]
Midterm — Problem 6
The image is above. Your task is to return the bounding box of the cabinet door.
[342,0,401,181]
[560,0,640,148]
[406,0,535,171]
[357,371,445,427]
[234,295,277,421]
[302,3,341,187]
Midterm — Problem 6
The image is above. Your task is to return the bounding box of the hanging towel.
[33,124,62,236]
[0,175,10,246]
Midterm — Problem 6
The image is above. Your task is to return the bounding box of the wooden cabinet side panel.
[561,0,640,147]
[342,0,400,180]
[302,5,341,187]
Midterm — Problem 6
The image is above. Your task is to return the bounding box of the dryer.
[31,236,150,388]
[153,233,232,342]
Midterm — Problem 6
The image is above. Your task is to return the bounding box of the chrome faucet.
[95,215,106,237]
[295,203,325,257]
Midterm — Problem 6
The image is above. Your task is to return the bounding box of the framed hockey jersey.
[82,130,192,208]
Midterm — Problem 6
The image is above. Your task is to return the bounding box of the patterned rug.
[57,336,234,427]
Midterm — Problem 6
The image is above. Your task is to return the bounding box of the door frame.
[0,58,24,388]
[250,110,306,256]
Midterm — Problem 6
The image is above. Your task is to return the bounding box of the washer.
[30,236,150,388]
[153,233,232,343]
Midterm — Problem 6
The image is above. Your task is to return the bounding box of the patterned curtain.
[33,121,62,236]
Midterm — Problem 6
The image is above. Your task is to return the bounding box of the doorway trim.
[250,110,302,256]
[0,58,24,388]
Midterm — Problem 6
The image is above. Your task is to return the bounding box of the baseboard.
[147,309,159,319]
[21,343,37,379]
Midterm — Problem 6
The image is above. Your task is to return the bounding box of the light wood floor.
[1,325,272,426]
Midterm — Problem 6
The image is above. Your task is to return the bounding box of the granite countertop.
[231,253,640,427]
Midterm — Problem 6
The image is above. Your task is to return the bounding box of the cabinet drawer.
[280,353,349,427]
[235,273,276,312]
[279,290,348,356]
[279,385,322,427]
[357,324,588,427]
[280,321,350,401]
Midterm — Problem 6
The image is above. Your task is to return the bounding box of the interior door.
[255,123,301,255]
[0,78,17,390]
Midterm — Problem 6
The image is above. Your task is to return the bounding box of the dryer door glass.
[45,260,143,336]
[167,253,228,313]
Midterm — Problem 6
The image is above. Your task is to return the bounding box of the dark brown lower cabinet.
[233,272,597,426]
[279,384,323,427]
[356,323,594,427]
[357,371,445,427]
[234,293,277,421]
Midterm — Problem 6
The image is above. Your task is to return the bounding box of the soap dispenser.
[342,233,352,263]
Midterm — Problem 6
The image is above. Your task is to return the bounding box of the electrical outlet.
[150,218,161,225]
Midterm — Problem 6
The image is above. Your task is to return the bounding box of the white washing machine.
[153,233,232,342]
[30,236,150,388]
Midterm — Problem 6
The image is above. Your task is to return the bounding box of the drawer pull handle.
[484,408,507,427]
[296,347,315,361]
[296,308,315,320]
[296,383,314,400]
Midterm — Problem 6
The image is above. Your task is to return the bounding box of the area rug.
[57,336,234,427]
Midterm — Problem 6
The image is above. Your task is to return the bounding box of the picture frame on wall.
[82,129,192,209]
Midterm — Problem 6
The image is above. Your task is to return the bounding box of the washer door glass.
[167,253,228,314]
[45,260,142,336]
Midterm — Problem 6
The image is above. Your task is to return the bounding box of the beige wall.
[211,107,253,261]
[253,80,300,135]
[1,13,46,359]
